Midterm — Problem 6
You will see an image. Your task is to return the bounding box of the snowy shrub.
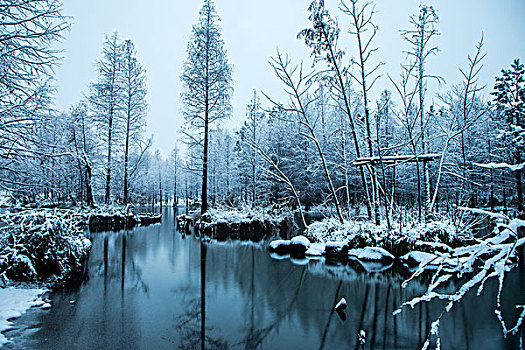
[0,209,91,285]
[306,218,465,257]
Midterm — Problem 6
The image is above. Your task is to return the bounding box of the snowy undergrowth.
[0,209,91,286]
[202,205,293,225]
[306,217,463,256]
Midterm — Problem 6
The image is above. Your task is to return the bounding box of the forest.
[0,0,522,226]
[0,0,524,349]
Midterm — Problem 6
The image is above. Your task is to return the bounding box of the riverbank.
[178,205,296,240]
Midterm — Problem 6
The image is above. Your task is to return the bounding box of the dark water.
[4,208,524,349]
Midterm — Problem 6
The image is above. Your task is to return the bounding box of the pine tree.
[90,32,123,205]
[181,0,232,214]
[492,59,525,213]
[122,39,147,204]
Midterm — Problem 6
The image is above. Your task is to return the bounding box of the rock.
[348,247,395,263]
[305,243,325,256]
[325,241,348,258]
[289,236,310,257]
[268,240,291,255]
[41,303,52,309]
[400,251,438,268]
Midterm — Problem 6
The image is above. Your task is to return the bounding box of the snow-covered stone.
[290,235,310,248]
[305,243,325,256]
[325,241,348,256]
[41,302,51,309]
[289,235,310,256]
[268,240,290,255]
[348,247,394,262]
[400,251,438,267]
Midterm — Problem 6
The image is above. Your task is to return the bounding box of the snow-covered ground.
[0,287,46,346]
[306,217,460,251]
[203,205,292,225]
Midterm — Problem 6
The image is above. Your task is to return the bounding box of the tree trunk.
[123,111,131,204]
[201,107,209,215]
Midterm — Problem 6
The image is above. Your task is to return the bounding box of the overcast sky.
[54,0,525,158]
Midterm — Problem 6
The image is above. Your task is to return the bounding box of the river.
[3,208,523,349]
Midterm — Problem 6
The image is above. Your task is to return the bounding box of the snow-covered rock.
[348,247,394,262]
[290,235,310,248]
[41,302,51,309]
[305,242,325,256]
[289,235,310,256]
[325,241,348,256]
[400,251,438,267]
[268,240,290,255]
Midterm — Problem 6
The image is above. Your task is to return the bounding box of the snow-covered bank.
[182,206,296,241]
[0,287,45,347]
[306,217,465,256]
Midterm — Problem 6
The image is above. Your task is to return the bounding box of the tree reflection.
[175,241,228,350]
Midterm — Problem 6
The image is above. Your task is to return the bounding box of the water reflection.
[4,207,524,349]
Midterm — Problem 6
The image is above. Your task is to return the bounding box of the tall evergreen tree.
[90,32,123,205]
[181,0,232,214]
[122,39,147,204]
[492,59,525,213]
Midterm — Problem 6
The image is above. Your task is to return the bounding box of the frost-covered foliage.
[395,217,525,349]
[307,217,464,256]
[203,205,293,225]
[0,209,91,286]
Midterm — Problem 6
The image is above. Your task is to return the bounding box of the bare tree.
[299,0,372,219]
[340,0,384,225]
[401,5,441,216]
[266,51,344,223]
[0,0,68,188]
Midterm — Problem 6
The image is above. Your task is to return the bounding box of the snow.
[269,240,290,250]
[474,162,525,172]
[204,206,291,226]
[41,302,51,309]
[348,247,394,262]
[290,235,310,248]
[400,251,438,266]
[305,242,325,256]
[0,287,46,346]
